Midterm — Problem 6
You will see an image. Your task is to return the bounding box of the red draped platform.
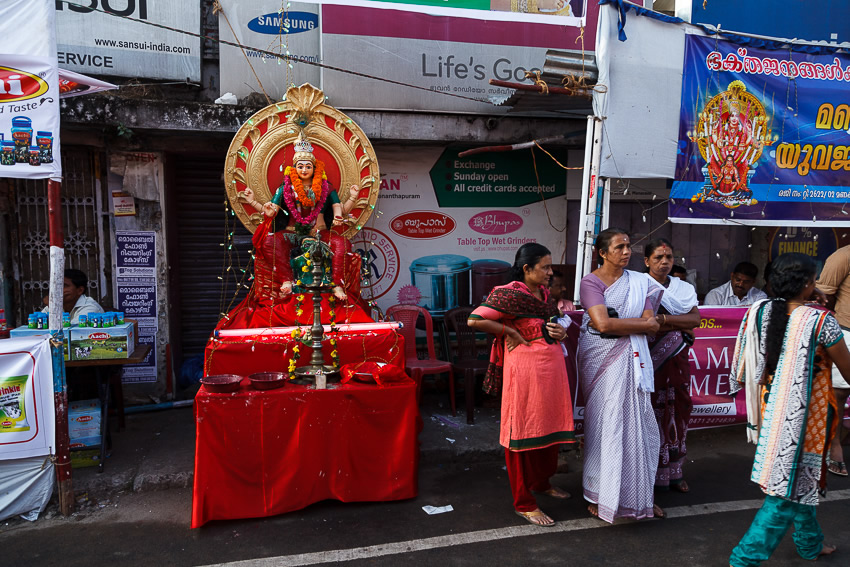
[191,379,420,528]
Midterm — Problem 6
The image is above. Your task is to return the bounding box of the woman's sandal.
[540,487,571,499]
[670,480,690,493]
[827,458,848,477]
[516,508,556,527]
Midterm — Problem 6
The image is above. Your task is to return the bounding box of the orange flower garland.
[287,160,326,208]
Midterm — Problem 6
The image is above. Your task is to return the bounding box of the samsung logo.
[248,12,318,35]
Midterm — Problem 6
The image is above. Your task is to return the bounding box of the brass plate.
[224,83,380,238]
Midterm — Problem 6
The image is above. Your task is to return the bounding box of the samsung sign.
[248,12,318,35]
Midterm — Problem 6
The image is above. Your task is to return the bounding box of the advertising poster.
[670,35,850,226]
[116,231,157,383]
[217,0,321,100]
[120,330,157,383]
[0,336,55,460]
[356,145,568,315]
[0,0,62,181]
[218,0,595,112]
[55,0,200,82]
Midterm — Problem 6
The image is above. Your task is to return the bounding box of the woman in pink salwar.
[578,228,665,523]
[469,243,575,527]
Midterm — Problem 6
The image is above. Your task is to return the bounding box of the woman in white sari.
[578,228,664,522]
[644,239,700,492]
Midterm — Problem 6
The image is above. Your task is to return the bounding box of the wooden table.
[65,344,150,472]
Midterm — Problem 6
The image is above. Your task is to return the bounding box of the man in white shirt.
[703,262,768,306]
[42,268,104,324]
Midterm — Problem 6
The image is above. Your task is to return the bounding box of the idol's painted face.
[295,160,314,181]
[645,245,673,281]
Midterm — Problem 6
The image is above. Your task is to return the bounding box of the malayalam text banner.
[670,35,850,226]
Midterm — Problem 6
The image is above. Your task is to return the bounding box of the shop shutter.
[170,155,252,363]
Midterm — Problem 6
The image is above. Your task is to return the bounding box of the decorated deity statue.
[217,83,380,330]
[239,133,361,302]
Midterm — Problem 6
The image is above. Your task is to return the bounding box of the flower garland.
[289,160,326,207]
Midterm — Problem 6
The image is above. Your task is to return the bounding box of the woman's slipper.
[515,508,555,527]
[827,458,848,477]
[539,487,571,499]
[670,480,690,493]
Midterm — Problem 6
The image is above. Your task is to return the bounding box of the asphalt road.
[3,426,849,567]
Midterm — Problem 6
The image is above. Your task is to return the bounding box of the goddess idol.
[217,83,380,330]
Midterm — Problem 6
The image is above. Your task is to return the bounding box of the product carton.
[68,398,101,446]
[69,322,136,360]
[9,326,70,360]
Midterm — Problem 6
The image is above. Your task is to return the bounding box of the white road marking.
[199,489,850,567]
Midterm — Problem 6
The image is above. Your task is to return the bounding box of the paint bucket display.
[471,259,512,305]
[409,254,472,315]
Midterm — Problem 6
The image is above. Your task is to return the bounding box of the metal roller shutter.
[169,155,252,364]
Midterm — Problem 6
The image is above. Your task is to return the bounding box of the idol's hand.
[240,187,254,202]
[262,201,279,218]
[332,286,347,302]
[347,185,360,203]
[280,281,293,297]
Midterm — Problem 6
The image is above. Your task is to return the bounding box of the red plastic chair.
[444,307,490,424]
[386,305,454,408]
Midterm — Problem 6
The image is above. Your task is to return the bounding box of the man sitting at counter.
[703,262,768,306]
[42,268,105,324]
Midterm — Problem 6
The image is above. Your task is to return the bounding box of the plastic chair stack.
[385,305,453,409]
[443,306,490,424]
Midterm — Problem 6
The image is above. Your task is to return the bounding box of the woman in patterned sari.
[729,253,850,566]
[644,239,700,493]
[578,228,664,523]
[468,243,575,527]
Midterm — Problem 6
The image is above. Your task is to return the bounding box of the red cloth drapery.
[191,379,420,528]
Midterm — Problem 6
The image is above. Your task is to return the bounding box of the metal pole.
[574,116,604,305]
[48,178,73,515]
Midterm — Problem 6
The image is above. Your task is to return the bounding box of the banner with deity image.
[670,35,850,226]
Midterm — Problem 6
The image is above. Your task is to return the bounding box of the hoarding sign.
[361,145,566,313]
[670,35,850,226]
[0,0,62,180]
[55,1,201,82]
[218,0,595,113]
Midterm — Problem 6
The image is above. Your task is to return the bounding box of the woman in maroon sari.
[644,239,700,492]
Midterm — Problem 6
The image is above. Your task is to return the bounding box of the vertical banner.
[0,336,55,460]
[670,36,850,226]
[116,231,157,383]
[0,0,61,180]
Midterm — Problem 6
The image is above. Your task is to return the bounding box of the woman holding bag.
[468,243,575,527]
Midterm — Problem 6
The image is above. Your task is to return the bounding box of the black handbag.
[599,307,620,339]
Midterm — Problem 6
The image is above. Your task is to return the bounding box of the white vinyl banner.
[0,336,56,460]
[0,0,62,180]
[56,0,201,82]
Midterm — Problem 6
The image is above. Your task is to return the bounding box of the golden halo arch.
[224,83,380,239]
